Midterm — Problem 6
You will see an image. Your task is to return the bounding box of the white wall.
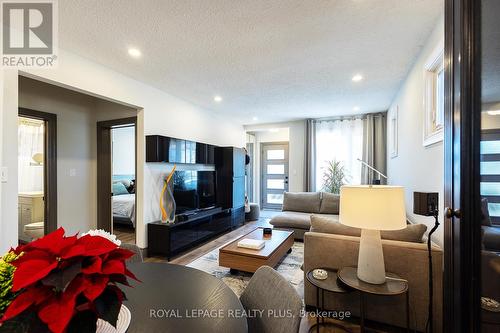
[0,49,245,252]
[245,120,306,205]
[112,127,136,176]
[387,15,445,246]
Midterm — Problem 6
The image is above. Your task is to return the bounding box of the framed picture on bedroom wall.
[389,105,398,158]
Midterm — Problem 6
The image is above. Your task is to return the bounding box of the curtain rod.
[311,111,387,122]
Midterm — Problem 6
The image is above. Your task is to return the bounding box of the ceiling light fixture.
[214,95,223,103]
[252,116,259,121]
[128,48,142,58]
[487,110,500,116]
[353,106,360,112]
[352,74,363,82]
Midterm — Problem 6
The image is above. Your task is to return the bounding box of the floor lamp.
[340,185,407,284]
[413,192,439,333]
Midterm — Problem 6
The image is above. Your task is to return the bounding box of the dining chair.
[120,243,144,263]
[240,266,303,333]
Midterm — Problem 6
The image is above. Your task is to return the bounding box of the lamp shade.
[339,185,406,231]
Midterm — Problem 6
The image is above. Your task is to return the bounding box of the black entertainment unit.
[147,206,244,260]
[145,135,246,260]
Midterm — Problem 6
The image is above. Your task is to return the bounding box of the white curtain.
[315,118,364,190]
[18,119,44,192]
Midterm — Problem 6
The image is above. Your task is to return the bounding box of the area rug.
[187,242,304,298]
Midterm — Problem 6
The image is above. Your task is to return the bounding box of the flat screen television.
[172,170,216,214]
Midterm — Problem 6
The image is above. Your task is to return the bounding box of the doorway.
[97,117,137,244]
[260,142,289,210]
[17,108,57,243]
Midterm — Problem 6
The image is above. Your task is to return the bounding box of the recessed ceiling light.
[487,110,500,115]
[352,74,363,82]
[214,95,222,103]
[128,48,142,58]
[353,106,360,111]
[268,128,279,133]
[252,116,259,121]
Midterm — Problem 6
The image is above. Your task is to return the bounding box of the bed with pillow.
[112,177,135,228]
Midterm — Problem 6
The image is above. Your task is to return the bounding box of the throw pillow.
[282,192,321,213]
[113,182,129,196]
[310,215,428,243]
[481,198,492,226]
[319,192,340,214]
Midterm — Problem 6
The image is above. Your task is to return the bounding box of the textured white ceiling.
[59,0,443,124]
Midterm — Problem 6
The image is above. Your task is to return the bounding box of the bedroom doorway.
[17,108,57,243]
[97,117,137,244]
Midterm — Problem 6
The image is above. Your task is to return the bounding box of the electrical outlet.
[69,169,76,177]
[1,167,8,183]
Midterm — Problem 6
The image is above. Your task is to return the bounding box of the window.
[423,42,445,146]
[481,129,500,225]
[314,118,363,190]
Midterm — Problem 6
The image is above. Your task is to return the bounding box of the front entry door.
[261,142,289,210]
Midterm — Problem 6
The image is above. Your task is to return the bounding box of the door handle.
[445,207,461,219]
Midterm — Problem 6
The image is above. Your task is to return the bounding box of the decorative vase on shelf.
[160,166,176,223]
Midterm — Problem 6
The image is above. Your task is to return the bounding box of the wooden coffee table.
[219,228,294,273]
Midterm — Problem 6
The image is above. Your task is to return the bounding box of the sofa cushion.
[482,225,500,251]
[481,198,492,226]
[310,215,427,243]
[319,192,340,214]
[270,211,338,230]
[282,192,321,213]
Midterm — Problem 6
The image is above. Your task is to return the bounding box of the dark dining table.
[124,262,248,333]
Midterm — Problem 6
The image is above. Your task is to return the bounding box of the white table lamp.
[339,185,406,284]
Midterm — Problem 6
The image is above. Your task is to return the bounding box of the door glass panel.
[267,193,284,204]
[481,161,500,175]
[267,179,285,189]
[267,149,285,160]
[267,164,285,175]
[480,0,500,328]
[480,140,500,154]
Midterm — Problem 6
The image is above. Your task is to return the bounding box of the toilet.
[24,221,44,240]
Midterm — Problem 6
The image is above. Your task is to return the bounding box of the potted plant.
[0,228,137,333]
[321,159,349,194]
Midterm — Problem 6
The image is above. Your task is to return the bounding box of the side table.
[306,268,352,333]
[338,266,410,333]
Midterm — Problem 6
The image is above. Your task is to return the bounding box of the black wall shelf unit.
[146,135,216,164]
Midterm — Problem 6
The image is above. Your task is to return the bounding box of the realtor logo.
[1,0,58,67]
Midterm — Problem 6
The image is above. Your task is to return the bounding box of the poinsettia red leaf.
[11,249,54,267]
[60,243,85,259]
[101,260,125,275]
[107,248,134,261]
[0,286,52,322]
[83,275,109,301]
[65,275,90,299]
[23,228,66,253]
[108,274,131,286]
[12,256,58,291]
[76,235,118,256]
[81,256,102,274]
[38,294,76,333]
[124,268,140,282]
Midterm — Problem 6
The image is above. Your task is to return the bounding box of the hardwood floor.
[114,225,136,244]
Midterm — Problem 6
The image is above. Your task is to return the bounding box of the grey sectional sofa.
[269,192,340,240]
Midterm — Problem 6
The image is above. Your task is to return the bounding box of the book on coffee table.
[237,238,265,250]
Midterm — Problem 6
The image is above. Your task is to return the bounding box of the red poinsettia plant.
[0,228,138,333]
